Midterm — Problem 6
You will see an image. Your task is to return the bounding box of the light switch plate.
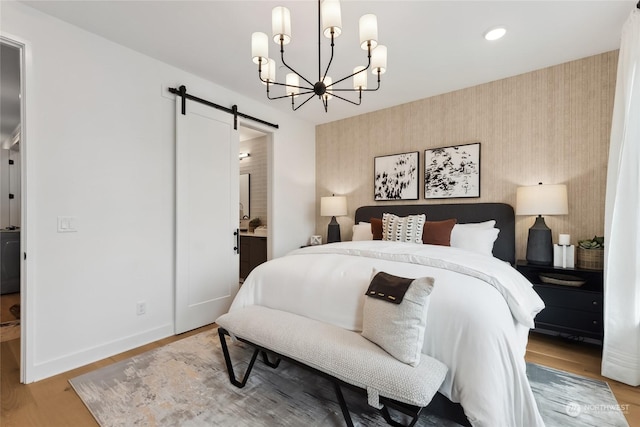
[57,216,78,233]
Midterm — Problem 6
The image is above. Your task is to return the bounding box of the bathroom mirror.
[239,173,250,219]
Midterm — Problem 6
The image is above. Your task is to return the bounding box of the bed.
[229,203,545,427]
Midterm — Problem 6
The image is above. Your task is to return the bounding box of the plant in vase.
[577,236,604,270]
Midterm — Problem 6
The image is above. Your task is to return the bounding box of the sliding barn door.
[175,97,239,334]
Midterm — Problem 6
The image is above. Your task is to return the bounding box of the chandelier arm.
[293,93,317,111]
[260,74,314,91]
[279,39,315,87]
[326,44,372,89]
[328,91,362,106]
[267,90,314,101]
[321,32,336,83]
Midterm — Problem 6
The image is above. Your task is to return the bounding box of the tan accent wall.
[316,51,617,260]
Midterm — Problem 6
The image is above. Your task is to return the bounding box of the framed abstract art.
[424,142,480,199]
[374,152,419,201]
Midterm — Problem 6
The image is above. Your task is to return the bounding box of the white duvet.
[230,241,546,427]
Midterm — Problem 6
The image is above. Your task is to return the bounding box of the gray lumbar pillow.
[361,271,435,367]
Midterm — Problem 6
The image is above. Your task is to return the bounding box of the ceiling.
[17,1,638,126]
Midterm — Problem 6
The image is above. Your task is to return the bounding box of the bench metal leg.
[261,351,282,368]
[333,383,355,427]
[218,327,260,388]
[381,405,423,427]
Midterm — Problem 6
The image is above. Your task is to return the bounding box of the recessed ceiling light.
[484,27,506,41]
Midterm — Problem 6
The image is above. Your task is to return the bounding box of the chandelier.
[251,0,387,112]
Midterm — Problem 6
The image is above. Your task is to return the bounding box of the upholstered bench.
[216,305,448,427]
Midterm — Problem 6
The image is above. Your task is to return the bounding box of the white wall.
[1,2,315,382]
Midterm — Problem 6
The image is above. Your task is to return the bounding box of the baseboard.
[27,323,174,382]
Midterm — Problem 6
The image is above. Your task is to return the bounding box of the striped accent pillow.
[382,213,426,244]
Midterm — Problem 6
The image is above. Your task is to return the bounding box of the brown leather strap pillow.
[422,219,457,246]
[370,217,383,240]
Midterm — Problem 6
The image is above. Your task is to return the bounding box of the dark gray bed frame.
[354,202,516,265]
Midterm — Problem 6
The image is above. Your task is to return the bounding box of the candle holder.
[553,243,575,268]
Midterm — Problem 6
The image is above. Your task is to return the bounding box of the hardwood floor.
[0,293,21,343]
[0,292,20,323]
[1,328,638,426]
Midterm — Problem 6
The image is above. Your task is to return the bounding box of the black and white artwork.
[425,142,480,199]
[374,152,419,201]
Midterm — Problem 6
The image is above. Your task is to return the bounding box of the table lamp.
[516,183,568,265]
[320,195,347,243]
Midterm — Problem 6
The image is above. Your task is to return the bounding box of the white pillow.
[362,271,435,367]
[382,213,426,244]
[352,222,373,241]
[454,220,496,229]
[450,225,500,256]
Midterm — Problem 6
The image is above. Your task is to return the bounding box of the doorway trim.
[1,32,32,383]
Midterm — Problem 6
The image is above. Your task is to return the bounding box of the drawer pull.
[592,301,599,306]
[593,320,599,325]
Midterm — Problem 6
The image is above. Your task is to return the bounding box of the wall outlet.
[136,301,146,316]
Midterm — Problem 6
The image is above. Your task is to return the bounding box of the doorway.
[0,35,27,383]
[0,39,22,344]
[238,126,270,281]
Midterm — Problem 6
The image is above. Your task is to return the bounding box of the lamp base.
[526,215,553,265]
[327,216,341,243]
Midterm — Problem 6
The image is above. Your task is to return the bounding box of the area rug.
[70,329,629,427]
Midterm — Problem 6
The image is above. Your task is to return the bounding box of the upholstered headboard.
[354,203,515,264]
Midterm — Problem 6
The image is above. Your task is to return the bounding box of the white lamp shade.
[272,6,292,45]
[286,73,300,96]
[321,0,342,38]
[359,14,378,50]
[323,76,333,100]
[371,45,387,74]
[321,196,347,217]
[260,58,276,84]
[516,184,568,216]
[353,66,367,90]
[251,32,269,64]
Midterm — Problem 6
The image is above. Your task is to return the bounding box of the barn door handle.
[234,229,240,254]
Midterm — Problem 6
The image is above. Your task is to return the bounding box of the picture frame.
[424,142,480,199]
[374,151,419,201]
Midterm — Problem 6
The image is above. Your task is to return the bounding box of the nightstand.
[516,260,604,342]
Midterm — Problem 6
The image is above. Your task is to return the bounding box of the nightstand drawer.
[536,306,603,335]
[534,285,602,313]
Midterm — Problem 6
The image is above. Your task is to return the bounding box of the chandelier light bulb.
[323,76,333,100]
[353,66,367,90]
[371,45,387,74]
[359,14,378,50]
[260,59,276,85]
[272,6,292,44]
[321,0,342,38]
[286,73,300,97]
[251,32,269,64]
